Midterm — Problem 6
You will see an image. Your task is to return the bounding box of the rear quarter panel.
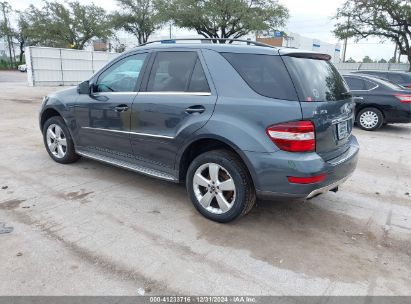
[197,49,303,153]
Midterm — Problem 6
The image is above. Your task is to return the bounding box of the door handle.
[113,105,129,112]
[353,96,363,100]
[185,105,205,114]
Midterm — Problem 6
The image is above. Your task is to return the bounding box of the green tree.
[362,56,374,63]
[333,0,411,71]
[157,0,289,41]
[346,57,356,63]
[111,0,164,45]
[0,1,14,68]
[388,56,396,63]
[21,1,112,49]
[378,58,387,63]
[13,14,31,64]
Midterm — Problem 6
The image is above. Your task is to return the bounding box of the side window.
[222,53,298,100]
[188,59,210,92]
[147,51,199,92]
[344,77,365,90]
[364,79,378,90]
[95,53,147,93]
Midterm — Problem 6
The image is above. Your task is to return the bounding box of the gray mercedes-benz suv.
[39,39,359,222]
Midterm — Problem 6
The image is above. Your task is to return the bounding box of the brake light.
[288,174,327,184]
[266,121,315,152]
[407,85,411,89]
[395,94,411,103]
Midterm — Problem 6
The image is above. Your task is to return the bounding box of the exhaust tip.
[329,186,339,193]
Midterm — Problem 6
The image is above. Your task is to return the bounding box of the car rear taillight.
[266,121,315,152]
[394,94,411,103]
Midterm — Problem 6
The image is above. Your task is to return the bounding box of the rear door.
[130,49,217,170]
[282,55,355,161]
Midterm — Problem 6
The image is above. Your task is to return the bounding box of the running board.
[76,150,178,182]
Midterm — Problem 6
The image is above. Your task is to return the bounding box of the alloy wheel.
[46,124,67,159]
[193,162,236,214]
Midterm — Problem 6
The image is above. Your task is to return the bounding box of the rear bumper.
[245,135,359,200]
[384,105,411,124]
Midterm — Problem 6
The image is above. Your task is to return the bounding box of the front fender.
[39,87,79,141]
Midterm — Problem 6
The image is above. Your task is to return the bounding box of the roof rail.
[138,38,277,48]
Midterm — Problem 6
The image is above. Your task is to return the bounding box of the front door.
[75,53,148,160]
[130,50,217,171]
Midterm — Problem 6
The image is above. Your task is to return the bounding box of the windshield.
[283,56,349,102]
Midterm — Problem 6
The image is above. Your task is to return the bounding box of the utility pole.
[342,15,350,63]
[169,22,172,39]
[0,2,13,69]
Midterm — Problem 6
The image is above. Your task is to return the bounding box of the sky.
[9,0,403,62]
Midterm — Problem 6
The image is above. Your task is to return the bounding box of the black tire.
[42,116,80,164]
[186,149,256,223]
[356,107,384,131]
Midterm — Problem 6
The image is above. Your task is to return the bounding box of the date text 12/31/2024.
[149,296,257,303]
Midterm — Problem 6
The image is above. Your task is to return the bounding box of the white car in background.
[18,64,27,72]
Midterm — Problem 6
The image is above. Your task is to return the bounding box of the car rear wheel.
[356,107,383,131]
[186,149,256,223]
[42,116,80,164]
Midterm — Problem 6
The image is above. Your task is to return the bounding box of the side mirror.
[78,80,91,94]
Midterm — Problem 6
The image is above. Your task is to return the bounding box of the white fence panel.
[335,62,410,72]
[26,46,119,86]
[389,63,410,71]
[360,63,390,70]
[334,62,362,71]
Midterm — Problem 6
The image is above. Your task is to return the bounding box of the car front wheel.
[186,149,256,223]
[42,116,80,164]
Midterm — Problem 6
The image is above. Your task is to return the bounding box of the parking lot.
[0,71,410,295]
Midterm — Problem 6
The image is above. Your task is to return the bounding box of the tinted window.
[344,76,365,90]
[283,57,349,101]
[388,73,406,84]
[222,53,298,100]
[399,73,411,83]
[374,77,404,90]
[364,79,378,90]
[96,53,147,92]
[147,51,198,92]
[188,59,210,92]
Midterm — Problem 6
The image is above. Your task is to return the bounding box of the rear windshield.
[388,72,411,84]
[283,56,349,102]
[374,77,404,90]
[222,53,298,100]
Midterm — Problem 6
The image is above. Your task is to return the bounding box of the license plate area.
[337,120,349,140]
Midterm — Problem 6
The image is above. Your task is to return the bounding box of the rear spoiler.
[280,52,331,61]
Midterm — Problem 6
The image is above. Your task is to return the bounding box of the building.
[257,31,341,63]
